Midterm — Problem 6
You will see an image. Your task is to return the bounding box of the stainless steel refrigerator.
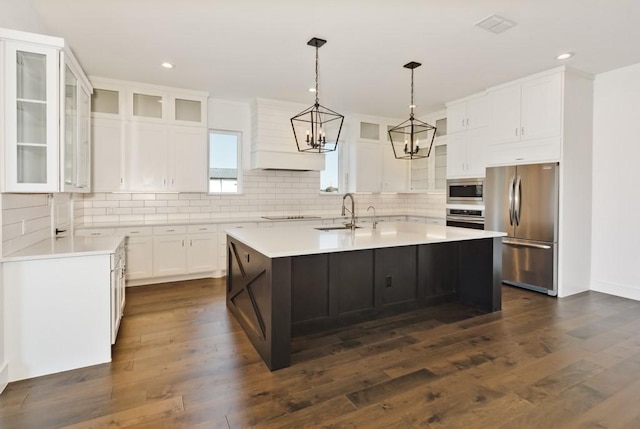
[485,162,559,296]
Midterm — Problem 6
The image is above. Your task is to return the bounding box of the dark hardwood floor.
[1,278,640,428]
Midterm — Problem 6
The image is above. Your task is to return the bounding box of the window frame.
[207,129,243,195]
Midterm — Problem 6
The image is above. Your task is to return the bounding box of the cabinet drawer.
[76,228,116,236]
[116,226,153,236]
[187,224,217,234]
[152,225,187,235]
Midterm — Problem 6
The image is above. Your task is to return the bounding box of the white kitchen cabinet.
[382,145,410,192]
[489,72,562,145]
[152,225,188,277]
[168,125,208,192]
[92,118,125,191]
[2,236,123,381]
[170,94,207,127]
[186,233,217,274]
[2,41,59,192]
[116,226,153,280]
[129,87,167,122]
[153,225,219,277]
[446,127,488,178]
[60,56,92,192]
[89,78,208,192]
[110,241,126,344]
[1,30,92,193]
[447,95,489,134]
[348,140,409,193]
[127,122,170,191]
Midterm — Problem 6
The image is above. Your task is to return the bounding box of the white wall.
[0,0,47,33]
[591,62,640,301]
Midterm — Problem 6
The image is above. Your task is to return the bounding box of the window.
[209,130,241,193]
[320,149,340,193]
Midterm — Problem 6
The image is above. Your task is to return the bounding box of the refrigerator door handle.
[514,176,522,226]
[503,238,551,250]
[508,176,516,226]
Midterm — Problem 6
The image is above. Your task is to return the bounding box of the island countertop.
[226,221,506,258]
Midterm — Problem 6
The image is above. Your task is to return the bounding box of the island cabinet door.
[374,246,418,308]
[418,242,460,302]
[291,254,330,324]
[329,250,375,315]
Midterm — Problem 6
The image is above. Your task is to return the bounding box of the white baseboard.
[0,361,8,395]
[591,279,640,301]
[126,271,224,287]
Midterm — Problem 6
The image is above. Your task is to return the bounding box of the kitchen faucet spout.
[342,193,356,230]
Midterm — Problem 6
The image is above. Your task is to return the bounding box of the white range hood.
[251,98,325,171]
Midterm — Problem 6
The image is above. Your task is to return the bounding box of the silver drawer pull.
[91,232,100,236]
[130,231,139,234]
[166,229,175,232]
[198,228,207,231]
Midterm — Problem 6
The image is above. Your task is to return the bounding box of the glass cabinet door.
[76,86,91,188]
[5,42,59,191]
[63,64,78,185]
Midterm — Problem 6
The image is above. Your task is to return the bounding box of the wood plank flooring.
[1,278,640,428]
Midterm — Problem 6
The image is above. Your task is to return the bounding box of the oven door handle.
[446,216,485,224]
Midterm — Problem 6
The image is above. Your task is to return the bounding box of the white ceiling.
[32,0,640,118]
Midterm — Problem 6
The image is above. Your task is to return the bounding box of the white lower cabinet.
[117,227,153,280]
[186,233,217,274]
[152,226,188,277]
[152,225,218,277]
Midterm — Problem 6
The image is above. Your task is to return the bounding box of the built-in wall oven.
[446,178,485,229]
[446,208,485,230]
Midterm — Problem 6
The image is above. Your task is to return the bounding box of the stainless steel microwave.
[446,178,484,205]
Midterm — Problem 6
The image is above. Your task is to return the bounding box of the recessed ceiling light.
[556,52,574,60]
[161,62,174,69]
[308,88,316,92]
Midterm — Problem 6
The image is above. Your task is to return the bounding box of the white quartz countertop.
[2,235,125,262]
[226,222,506,258]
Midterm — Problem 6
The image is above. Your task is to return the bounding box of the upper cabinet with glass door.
[2,40,60,192]
[0,28,92,193]
[61,52,93,193]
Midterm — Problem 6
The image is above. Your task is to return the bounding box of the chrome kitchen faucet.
[342,193,356,230]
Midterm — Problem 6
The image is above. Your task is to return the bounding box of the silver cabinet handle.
[198,227,207,231]
[521,126,525,136]
[503,238,551,250]
[462,119,465,127]
[190,240,193,246]
[167,229,175,232]
[466,118,469,126]
[515,128,519,136]
[181,240,185,247]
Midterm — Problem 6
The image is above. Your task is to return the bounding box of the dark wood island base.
[226,236,502,371]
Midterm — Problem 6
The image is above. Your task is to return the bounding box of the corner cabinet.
[0,30,92,193]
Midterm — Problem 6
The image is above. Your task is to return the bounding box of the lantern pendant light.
[388,62,437,160]
[291,37,344,153]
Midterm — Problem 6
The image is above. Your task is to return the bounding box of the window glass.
[209,130,241,193]
[320,149,340,193]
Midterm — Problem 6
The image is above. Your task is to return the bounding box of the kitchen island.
[226,222,506,370]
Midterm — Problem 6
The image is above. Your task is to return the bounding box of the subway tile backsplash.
[78,170,445,224]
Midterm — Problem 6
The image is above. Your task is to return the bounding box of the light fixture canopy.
[161,62,174,69]
[291,37,344,154]
[388,62,436,160]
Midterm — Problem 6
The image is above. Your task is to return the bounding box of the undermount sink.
[314,225,361,231]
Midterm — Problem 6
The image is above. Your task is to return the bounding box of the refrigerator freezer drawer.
[502,238,557,294]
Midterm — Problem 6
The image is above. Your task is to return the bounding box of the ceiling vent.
[475,14,517,34]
